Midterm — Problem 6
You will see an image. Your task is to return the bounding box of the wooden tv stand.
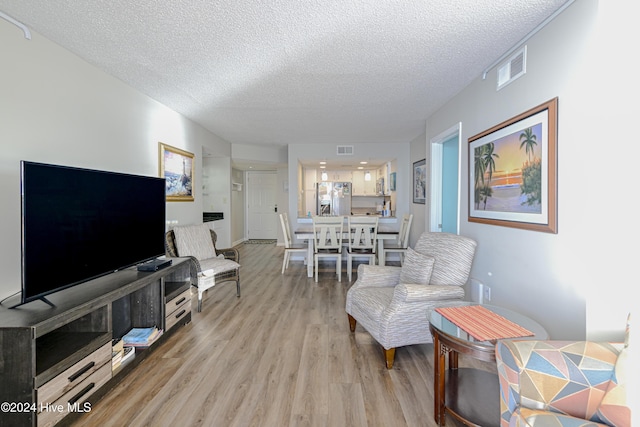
[0,258,192,427]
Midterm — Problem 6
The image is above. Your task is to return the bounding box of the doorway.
[430,123,461,233]
[246,171,278,239]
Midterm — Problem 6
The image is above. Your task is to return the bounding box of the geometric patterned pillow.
[596,314,631,427]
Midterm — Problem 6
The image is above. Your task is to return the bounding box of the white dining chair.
[312,216,344,282]
[279,213,307,274]
[382,213,413,265]
[346,216,378,282]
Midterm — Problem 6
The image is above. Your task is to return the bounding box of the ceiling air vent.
[497,46,527,90]
[336,145,354,155]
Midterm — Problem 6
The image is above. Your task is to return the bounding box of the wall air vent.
[497,46,527,90]
[336,145,354,155]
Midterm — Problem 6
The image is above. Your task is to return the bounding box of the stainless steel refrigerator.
[316,182,352,216]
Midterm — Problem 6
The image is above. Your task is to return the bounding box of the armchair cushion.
[173,224,216,261]
[353,264,402,288]
[199,257,241,275]
[393,284,465,303]
[399,247,435,285]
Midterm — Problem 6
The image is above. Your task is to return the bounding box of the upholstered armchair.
[496,327,631,427]
[165,224,240,312]
[345,232,477,368]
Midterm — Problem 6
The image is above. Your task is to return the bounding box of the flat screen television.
[20,161,167,306]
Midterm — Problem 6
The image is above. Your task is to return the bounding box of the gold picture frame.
[468,98,558,233]
[159,142,194,202]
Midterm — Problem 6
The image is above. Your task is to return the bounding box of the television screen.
[20,161,166,305]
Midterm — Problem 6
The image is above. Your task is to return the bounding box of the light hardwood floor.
[68,242,495,427]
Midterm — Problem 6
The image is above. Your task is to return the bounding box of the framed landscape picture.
[159,142,195,202]
[468,98,558,233]
[413,159,426,204]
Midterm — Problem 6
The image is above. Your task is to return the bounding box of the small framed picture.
[413,159,426,204]
[159,142,195,202]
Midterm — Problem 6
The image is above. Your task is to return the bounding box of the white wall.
[425,0,637,340]
[276,166,289,244]
[231,168,246,245]
[0,21,232,301]
[408,131,427,247]
[232,143,287,166]
[202,156,232,248]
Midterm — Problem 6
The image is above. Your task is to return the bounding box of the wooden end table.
[429,304,548,426]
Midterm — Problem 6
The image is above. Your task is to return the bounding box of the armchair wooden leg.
[348,314,356,332]
[384,347,396,369]
[236,279,241,297]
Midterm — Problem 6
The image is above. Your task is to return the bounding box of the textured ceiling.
[1,1,569,151]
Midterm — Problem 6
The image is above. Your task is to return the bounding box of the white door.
[430,123,461,233]
[247,172,278,239]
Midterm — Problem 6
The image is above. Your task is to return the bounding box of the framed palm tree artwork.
[468,98,558,233]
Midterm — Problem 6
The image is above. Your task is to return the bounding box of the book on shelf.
[122,326,163,347]
[121,346,135,365]
[113,346,136,373]
[112,338,124,353]
[112,350,123,370]
[112,338,125,370]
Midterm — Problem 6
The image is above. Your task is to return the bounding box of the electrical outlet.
[483,286,491,302]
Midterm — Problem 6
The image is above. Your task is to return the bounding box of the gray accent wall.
[424,0,635,341]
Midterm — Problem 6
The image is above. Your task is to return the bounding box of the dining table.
[294,226,399,278]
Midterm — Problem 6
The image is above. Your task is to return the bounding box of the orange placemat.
[435,305,534,341]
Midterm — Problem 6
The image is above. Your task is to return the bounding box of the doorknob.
[274,205,278,212]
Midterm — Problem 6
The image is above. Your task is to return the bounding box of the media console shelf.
[0,258,192,427]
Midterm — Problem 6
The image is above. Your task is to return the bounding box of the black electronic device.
[18,161,167,307]
[137,258,173,272]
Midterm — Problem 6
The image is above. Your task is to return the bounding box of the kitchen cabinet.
[303,168,317,216]
[352,170,377,195]
[318,170,352,182]
[378,162,392,195]
[304,168,317,190]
